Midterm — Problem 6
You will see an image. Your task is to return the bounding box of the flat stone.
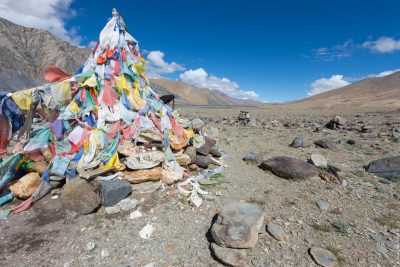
[196,136,216,156]
[132,181,162,194]
[310,154,328,168]
[61,178,101,214]
[309,247,339,267]
[100,180,132,207]
[10,172,41,199]
[125,150,165,170]
[242,152,263,165]
[259,156,318,180]
[290,137,305,148]
[123,168,163,184]
[138,128,163,143]
[267,223,286,241]
[211,203,264,249]
[78,167,115,180]
[195,155,212,168]
[210,243,247,267]
[314,139,334,149]
[365,156,400,181]
[316,200,330,210]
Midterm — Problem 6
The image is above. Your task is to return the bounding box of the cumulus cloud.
[146,50,185,78]
[363,37,400,53]
[308,75,350,96]
[0,0,82,45]
[179,68,258,99]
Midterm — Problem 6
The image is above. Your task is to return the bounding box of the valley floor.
[0,106,399,266]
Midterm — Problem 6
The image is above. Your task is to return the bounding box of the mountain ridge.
[290,71,400,108]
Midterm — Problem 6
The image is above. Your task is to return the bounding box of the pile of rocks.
[210,203,265,266]
[5,116,223,216]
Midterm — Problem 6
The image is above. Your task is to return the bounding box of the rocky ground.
[1,106,399,267]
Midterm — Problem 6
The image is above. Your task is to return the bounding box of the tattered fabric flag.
[44,64,71,83]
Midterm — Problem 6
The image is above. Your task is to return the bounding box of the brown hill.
[0,17,91,91]
[291,72,400,108]
[150,78,264,106]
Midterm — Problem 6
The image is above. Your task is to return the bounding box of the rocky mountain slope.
[292,72,400,108]
[0,18,263,106]
[150,78,264,106]
[0,18,91,91]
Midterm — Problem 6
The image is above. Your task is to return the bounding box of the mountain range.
[0,17,399,107]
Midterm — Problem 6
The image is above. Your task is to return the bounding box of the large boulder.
[9,172,41,199]
[61,178,101,214]
[100,180,132,207]
[259,156,318,179]
[211,203,264,249]
[365,156,400,181]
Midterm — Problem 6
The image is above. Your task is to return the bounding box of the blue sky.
[1,0,400,102]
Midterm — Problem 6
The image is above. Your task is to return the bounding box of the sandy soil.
[0,106,399,267]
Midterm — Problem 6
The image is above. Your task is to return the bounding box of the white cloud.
[0,0,82,45]
[313,40,355,61]
[372,69,400,77]
[146,50,185,78]
[308,75,350,96]
[179,68,259,99]
[363,37,400,53]
[87,41,98,49]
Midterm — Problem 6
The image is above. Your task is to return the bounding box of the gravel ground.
[0,106,399,266]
